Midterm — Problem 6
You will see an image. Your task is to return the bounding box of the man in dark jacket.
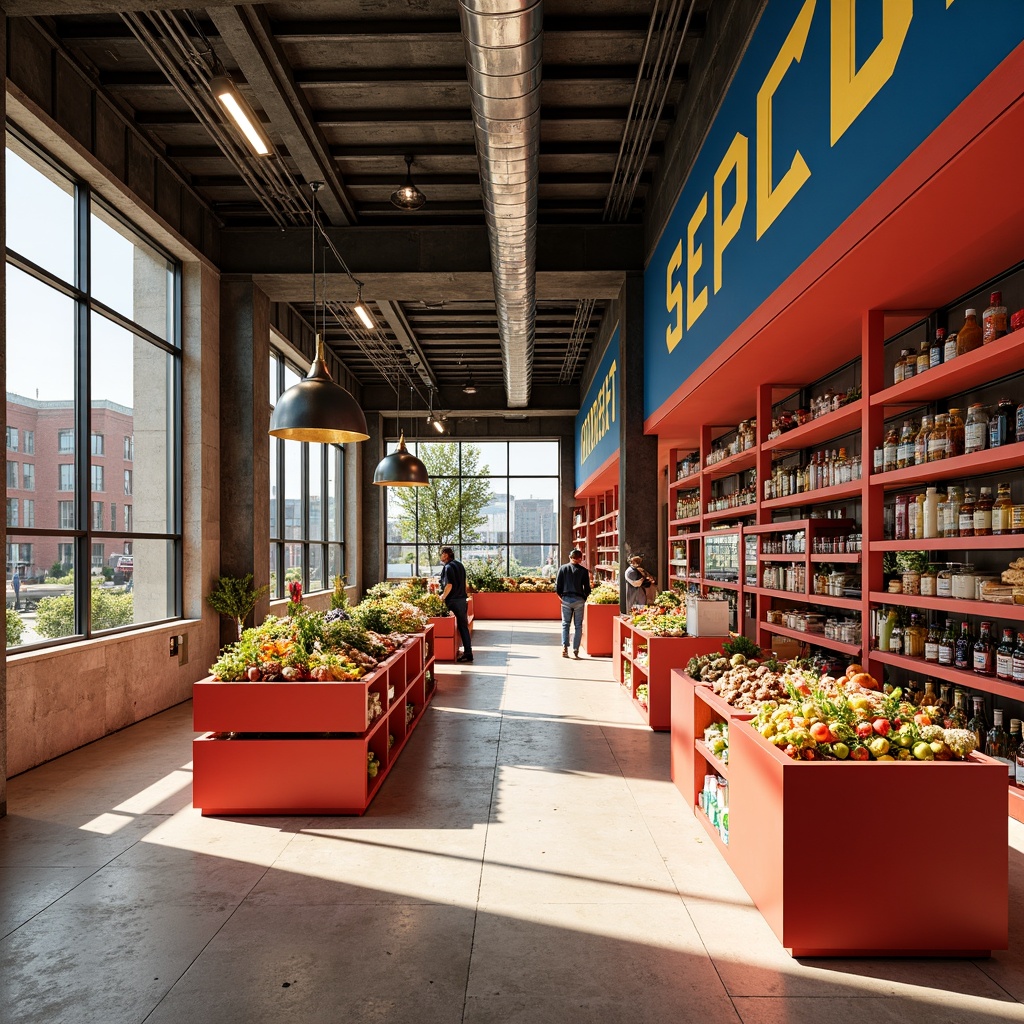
[439,546,473,663]
[555,548,591,659]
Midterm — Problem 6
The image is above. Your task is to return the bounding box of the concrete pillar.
[219,276,271,645]
[618,272,658,610]
[1,10,7,818]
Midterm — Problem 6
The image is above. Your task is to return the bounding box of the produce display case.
[613,615,724,730]
[670,669,1008,957]
[470,591,558,620]
[192,627,436,815]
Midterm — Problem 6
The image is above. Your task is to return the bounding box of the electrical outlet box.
[169,635,179,657]
[178,634,188,666]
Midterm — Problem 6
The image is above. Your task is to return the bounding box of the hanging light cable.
[269,182,369,444]
[374,380,430,487]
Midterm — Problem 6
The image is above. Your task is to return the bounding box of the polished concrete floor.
[4,620,1024,1024]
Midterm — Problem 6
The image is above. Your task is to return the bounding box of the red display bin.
[671,669,1008,957]
[192,629,435,815]
[582,601,617,657]
[470,592,559,619]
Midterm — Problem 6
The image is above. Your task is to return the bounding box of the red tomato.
[809,722,830,743]
[850,744,871,761]
[855,720,874,739]
[872,718,891,736]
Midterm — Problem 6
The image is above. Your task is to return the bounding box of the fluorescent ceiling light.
[211,75,271,157]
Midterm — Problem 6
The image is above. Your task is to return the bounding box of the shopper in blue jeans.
[555,548,591,659]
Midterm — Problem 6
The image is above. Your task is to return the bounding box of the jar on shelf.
[901,569,921,596]
[951,564,977,600]
[920,566,938,597]
[936,563,956,599]
[946,407,965,457]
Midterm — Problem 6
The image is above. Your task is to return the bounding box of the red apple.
[871,718,891,737]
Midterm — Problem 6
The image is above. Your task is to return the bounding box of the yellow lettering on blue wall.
[713,133,749,294]
[831,0,913,145]
[687,193,709,329]
[665,240,684,353]
[756,0,816,240]
[579,358,618,466]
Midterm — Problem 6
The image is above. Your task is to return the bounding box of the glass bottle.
[897,421,916,469]
[973,620,994,675]
[878,608,897,653]
[984,708,1011,777]
[888,620,904,655]
[954,621,973,670]
[958,487,977,537]
[990,399,1015,448]
[903,613,926,658]
[968,696,987,753]
[983,291,1007,343]
[944,331,959,363]
[883,424,898,473]
[937,683,953,715]
[974,486,993,537]
[929,327,945,369]
[996,628,1016,681]
[1016,725,1024,789]
[943,486,963,538]
[915,339,931,375]
[937,619,956,666]
[945,407,965,457]
[1017,401,1024,444]
[893,349,906,385]
[926,413,948,462]
[922,680,938,706]
[993,482,1013,536]
[956,308,983,355]
[1013,632,1024,685]
[924,620,941,662]
[964,403,989,455]
[914,415,932,466]
[901,347,916,380]
[945,689,967,729]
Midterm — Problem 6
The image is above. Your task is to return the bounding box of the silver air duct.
[459,0,542,409]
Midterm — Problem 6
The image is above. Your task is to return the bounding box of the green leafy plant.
[207,573,270,640]
[35,583,134,638]
[721,634,761,660]
[464,556,511,592]
[653,590,682,608]
[330,575,349,610]
[412,592,448,618]
[6,607,24,648]
[894,550,930,574]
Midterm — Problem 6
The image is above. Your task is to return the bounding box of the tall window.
[24,430,34,454]
[22,463,34,490]
[123,435,133,461]
[5,133,182,647]
[23,499,35,528]
[7,499,18,527]
[124,470,132,495]
[384,440,561,577]
[268,348,346,599]
[6,460,18,488]
[6,426,18,450]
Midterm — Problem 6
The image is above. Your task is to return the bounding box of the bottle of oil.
[915,340,931,375]
[946,407,965,457]
[956,308,983,355]
[926,413,948,462]
[958,486,977,537]
[929,327,946,368]
[914,415,932,466]
[974,486,994,537]
[897,421,916,469]
[883,424,898,472]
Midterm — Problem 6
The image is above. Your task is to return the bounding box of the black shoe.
[456,654,474,663]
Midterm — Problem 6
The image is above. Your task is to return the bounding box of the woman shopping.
[623,554,656,611]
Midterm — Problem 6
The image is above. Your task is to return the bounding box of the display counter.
[670,669,1008,957]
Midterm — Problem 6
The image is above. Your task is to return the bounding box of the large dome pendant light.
[373,385,430,487]
[269,182,369,444]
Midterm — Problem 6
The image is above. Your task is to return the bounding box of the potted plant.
[207,573,270,640]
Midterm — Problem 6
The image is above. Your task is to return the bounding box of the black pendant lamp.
[373,385,430,487]
[390,154,427,211]
[269,183,369,444]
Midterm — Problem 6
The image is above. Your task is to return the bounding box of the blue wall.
[644,0,1024,421]
[575,327,620,490]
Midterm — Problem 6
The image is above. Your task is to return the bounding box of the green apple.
[832,741,850,760]
[912,741,935,761]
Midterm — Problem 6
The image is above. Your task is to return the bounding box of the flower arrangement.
[588,582,620,604]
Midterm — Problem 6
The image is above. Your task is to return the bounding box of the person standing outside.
[555,548,591,659]
[439,546,473,663]
[624,554,655,611]
[11,569,21,611]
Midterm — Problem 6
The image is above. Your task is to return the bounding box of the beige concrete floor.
[4,620,1024,1024]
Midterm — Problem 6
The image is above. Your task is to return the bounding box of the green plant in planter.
[207,573,270,640]
[413,593,448,618]
[894,550,930,574]
[6,607,24,648]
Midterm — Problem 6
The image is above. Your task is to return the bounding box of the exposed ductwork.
[458,0,543,409]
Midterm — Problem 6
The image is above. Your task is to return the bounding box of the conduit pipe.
[458,0,543,409]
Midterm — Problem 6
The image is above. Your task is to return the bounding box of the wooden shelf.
[704,448,757,481]
[701,578,741,591]
[751,587,861,610]
[669,515,703,527]
[873,442,1024,489]
[759,621,862,658]
[669,470,702,491]
[695,740,730,779]
[871,535,1020,551]
[870,331,1024,408]
[762,400,864,452]
[869,590,1024,622]
[704,505,756,523]
[872,649,1024,702]
[762,479,863,509]
[809,551,862,563]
